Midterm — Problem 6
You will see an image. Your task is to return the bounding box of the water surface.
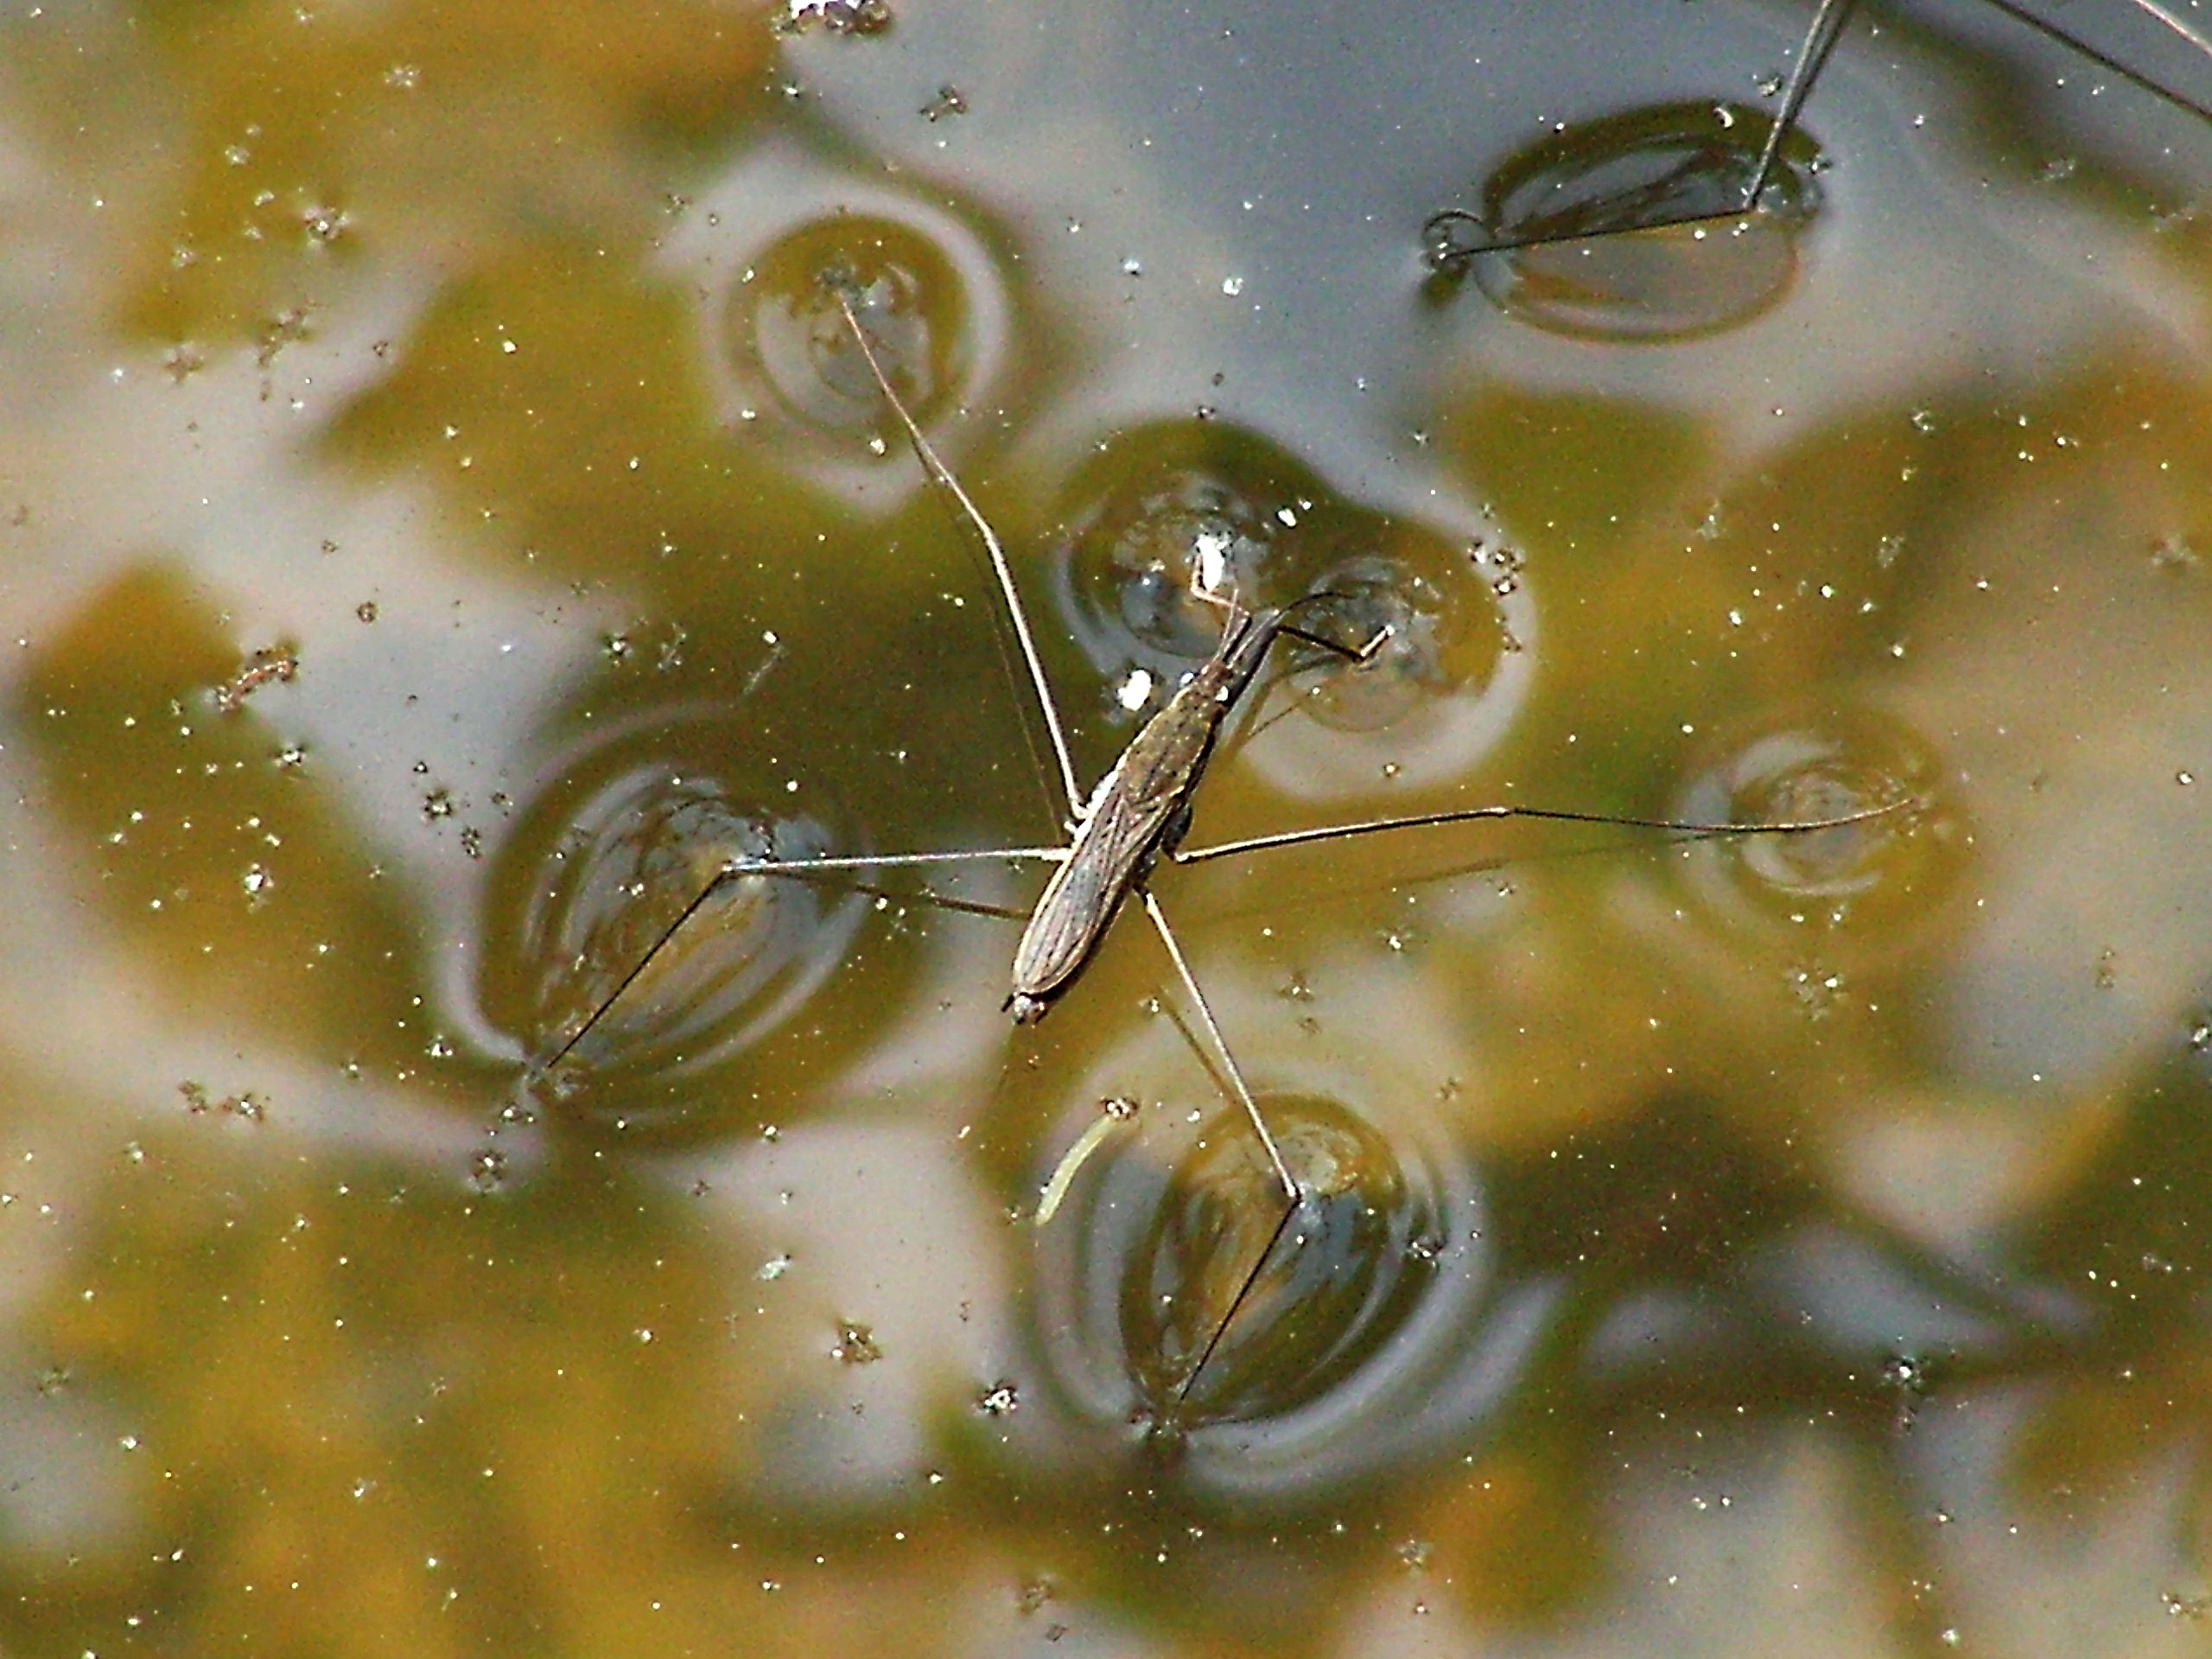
[2,0,2210,1652]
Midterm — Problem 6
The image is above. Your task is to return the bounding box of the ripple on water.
[1016,1084,1556,1503]
[744,213,968,435]
[478,711,869,1133]
[1122,1098,1445,1428]
[657,138,1014,502]
[1669,707,1967,961]
[1040,419,1533,796]
[1427,101,1825,342]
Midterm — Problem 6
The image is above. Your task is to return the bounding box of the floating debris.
[1036,1096,1141,1225]
[776,0,892,35]
[213,646,300,714]
[180,1081,269,1122]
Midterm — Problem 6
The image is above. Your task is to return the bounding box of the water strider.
[529,276,1916,1413]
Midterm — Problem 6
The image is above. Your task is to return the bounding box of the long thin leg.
[1173,795,1912,867]
[775,874,1034,923]
[1184,593,1393,751]
[1231,618,1395,750]
[1746,0,1858,208]
[2123,0,2212,61]
[725,845,1069,876]
[1424,0,1848,267]
[1141,887,1298,1203]
[1745,0,2212,214]
[1277,619,1394,663]
[834,289,1087,821]
[538,844,1071,1073]
[1976,0,2212,121]
[1430,0,2212,272]
[1093,910,1305,1409]
[543,299,1092,1088]
[1194,584,1393,668]
[1746,0,2212,205]
[1173,1192,1301,1408]
[538,870,743,1072]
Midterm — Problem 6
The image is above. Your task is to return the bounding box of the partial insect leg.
[830,286,1087,822]
[1171,794,1916,868]
[1745,0,1858,209]
[1173,1191,1302,1408]
[1421,0,1851,264]
[1978,0,2212,116]
[1139,888,1298,1203]
[535,843,1069,1075]
[1275,617,1395,666]
[1134,885,1314,1410]
[2113,0,2212,64]
[1226,618,1398,752]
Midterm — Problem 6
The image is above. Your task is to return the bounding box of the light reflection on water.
[0,0,2209,1654]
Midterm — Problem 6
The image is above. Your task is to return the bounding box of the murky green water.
[3,0,2212,1651]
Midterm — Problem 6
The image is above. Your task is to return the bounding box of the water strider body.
[1007,594,1382,1024]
